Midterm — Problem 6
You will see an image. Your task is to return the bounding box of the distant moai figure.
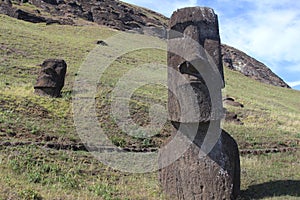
[159,7,240,199]
[34,59,67,98]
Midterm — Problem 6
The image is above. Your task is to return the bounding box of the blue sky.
[122,0,300,90]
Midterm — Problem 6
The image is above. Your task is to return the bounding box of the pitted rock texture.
[169,7,224,83]
[34,59,67,98]
[0,0,71,24]
[168,7,224,123]
[159,127,240,200]
[162,7,240,200]
[1,0,168,30]
[222,44,290,88]
[0,0,14,16]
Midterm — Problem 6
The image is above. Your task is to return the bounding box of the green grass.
[239,151,300,200]
[223,68,300,149]
[0,145,163,200]
[0,13,299,199]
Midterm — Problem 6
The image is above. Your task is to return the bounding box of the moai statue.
[34,59,67,98]
[159,7,240,200]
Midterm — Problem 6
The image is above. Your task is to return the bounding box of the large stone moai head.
[168,7,224,123]
[161,8,241,200]
[34,59,67,98]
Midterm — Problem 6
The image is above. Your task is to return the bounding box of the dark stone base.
[159,129,240,200]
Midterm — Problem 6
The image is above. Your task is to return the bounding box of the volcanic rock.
[161,7,240,200]
[160,125,241,200]
[5,0,168,30]
[223,97,244,108]
[34,59,67,98]
[222,44,290,88]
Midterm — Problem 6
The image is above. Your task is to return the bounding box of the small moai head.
[168,7,224,123]
[34,59,67,98]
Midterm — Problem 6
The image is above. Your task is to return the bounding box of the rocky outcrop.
[14,8,47,23]
[222,44,290,88]
[0,0,14,16]
[34,59,67,98]
[0,0,73,24]
[2,0,168,30]
[0,0,289,89]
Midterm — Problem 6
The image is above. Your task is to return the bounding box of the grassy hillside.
[0,14,299,199]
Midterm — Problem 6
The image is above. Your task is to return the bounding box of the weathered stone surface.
[34,59,67,98]
[14,9,47,23]
[169,7,224,83]
[223,97,244,108]
[160,127,240,200]
[0,0,75,25]
[222,44,290,88]
[161,7,240,200]
[0,0,15,16]
[224,110,243,125]
[168,71,224,123]
[167,7,224,123]
[4,0,167,30]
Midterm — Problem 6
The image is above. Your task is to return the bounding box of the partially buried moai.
[34,59,67,98]
[159,7,240,199]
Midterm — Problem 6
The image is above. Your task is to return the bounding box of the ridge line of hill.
[0,0,291,88]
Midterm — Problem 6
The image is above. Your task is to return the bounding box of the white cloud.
[121,0,300,88]
[217,1,300,75]
[287,81,300,87]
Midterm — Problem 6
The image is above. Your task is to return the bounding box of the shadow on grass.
[240,180,300,199]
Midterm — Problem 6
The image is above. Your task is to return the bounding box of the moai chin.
[160,7,240,200]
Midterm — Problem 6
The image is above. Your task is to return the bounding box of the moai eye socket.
[178,61,198,76]
[178,60,206,83]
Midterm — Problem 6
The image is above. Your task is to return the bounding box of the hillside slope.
[0,14,300,199]
[0,0,168,29]
[0,0,292,89]
[222,44,290,88]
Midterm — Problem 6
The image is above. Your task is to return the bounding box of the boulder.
[34,59,67,97]
[224,110,243,125]
[223,98,244,108]
[14,9,46,23]
[96,40,108,46]
[11,0,167,30]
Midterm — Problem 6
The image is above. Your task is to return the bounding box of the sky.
[122,0,300,90]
